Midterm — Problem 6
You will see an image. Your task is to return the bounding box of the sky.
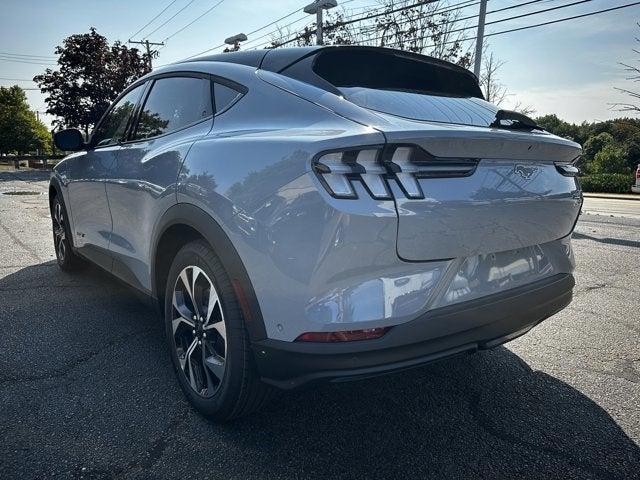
[1,0,639,127]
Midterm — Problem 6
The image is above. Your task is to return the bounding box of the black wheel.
[51,195,83,271]
[164,239,273,421]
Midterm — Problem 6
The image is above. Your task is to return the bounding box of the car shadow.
[573,231,640,249]
[1,261,639,479]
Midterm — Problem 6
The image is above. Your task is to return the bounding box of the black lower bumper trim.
[252,273,574,389]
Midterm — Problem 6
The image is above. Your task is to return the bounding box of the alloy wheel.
[172,265,227,397]
[53,201,66,262]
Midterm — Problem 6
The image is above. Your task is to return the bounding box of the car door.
[65,83,146,270]
[104,74,214,293]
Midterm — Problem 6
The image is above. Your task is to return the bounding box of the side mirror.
[53,129,86,152]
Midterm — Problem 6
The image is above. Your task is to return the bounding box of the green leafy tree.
[583,132,614,161]
[592,143,629,174]
[34,28,150,136]
[0,85,51,155]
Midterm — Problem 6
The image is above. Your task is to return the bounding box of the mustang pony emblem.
[514,165,538,180]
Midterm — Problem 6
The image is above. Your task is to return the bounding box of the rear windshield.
[311,49,495,126]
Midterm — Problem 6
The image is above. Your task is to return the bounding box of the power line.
[0,51,56,60]
[361,0,593,45]
[245,6,303,36]
[340,0,593,46]
[182,5,306,58]
[385,0,640,48]
[338,0,480,23]
[325,0,442,30]
[485,0,640,37]
[162,0,227,42]
[249,0,478,50]
[144,0,199,39]
[372,0,545,33]
[273,0,475,47]
[445,0,595,37]
[0,56,56,66]
[184,0,359,57]
[0,77,35,82]
[128,0,180,41]
[245,16,312,50]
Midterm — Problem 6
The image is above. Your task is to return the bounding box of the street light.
[224,33,247,52]
[303,0,337,45]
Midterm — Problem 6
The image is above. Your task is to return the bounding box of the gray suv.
[50,46,582,421]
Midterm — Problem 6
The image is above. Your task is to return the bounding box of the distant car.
[633,164,640,193]
[49,46,582,421]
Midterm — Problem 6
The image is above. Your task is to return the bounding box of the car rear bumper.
[251,273,574,389]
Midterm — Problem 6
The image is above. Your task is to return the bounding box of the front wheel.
[164,240,273,421]
[51,195,83,271]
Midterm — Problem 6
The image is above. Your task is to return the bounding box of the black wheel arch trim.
[151,202,267,341]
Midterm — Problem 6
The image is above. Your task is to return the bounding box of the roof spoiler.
[490,110,541,131]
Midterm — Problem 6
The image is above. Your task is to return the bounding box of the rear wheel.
[51,195,83,271]
[164,240,273,421]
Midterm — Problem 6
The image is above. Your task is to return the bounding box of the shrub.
[591,144,629,174]
[579,173,634,193]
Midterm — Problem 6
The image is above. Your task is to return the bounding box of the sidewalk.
[583,192,640,201]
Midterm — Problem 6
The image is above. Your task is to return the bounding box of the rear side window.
[214,83,242,114]
[134,76,212,139]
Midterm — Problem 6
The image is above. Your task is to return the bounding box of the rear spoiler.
[270,46,485,100]
[490,110,541,131]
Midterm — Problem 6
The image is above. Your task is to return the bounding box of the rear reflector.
[295,327,390,342]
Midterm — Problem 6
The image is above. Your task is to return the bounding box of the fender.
[150,202,267,341]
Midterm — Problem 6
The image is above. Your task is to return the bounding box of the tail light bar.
[313,145,478,200]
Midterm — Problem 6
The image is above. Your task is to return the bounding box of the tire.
[164,239,273,421]
[51,195,84,271]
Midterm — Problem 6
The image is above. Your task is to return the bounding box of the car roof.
[182,46,321,72]
[181,46,477,79]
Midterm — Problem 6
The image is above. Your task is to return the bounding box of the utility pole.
[473,0,487,78]
[128,39,164,69]
[303,0,338,45]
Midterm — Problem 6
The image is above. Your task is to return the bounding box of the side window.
[214,83,242,114]
[92,84,145,147]
[133,76,212,140]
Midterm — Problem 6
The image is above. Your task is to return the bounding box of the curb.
[583,193,640,201]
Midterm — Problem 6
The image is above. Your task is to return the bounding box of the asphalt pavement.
[1,170,639,480]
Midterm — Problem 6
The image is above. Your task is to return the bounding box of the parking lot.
[1,169,639,480]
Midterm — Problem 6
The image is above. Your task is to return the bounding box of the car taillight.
[295,327,390,342]
[314,148,390,199]
[313,145,477,200]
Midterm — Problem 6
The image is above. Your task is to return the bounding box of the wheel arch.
[151,203,267,341]
[48,177,62,211]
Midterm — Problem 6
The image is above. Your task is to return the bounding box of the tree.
[34,28,150,136]
[269,0,473,67]
[583,132,614,161]
[0,85,51,155]
[535,114,583,141]
[614,23,640,113]
[479,51,507,105]
[592,143,629,174]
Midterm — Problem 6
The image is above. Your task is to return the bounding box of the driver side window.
[91,84,145,147]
